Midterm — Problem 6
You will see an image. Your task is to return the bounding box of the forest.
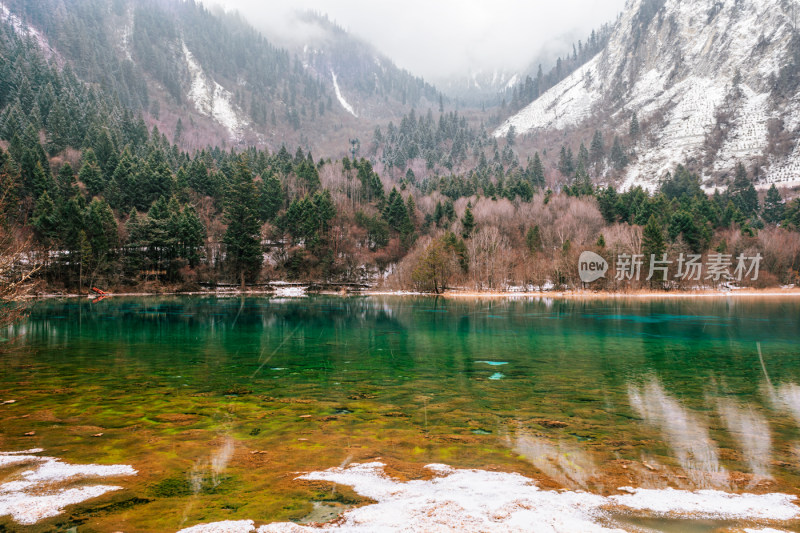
[1,2,800,296]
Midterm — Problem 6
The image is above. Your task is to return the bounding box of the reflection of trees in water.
[511,429,597,490]
[629,378,728,488]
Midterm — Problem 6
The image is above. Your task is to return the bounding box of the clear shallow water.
[1,295,800,531]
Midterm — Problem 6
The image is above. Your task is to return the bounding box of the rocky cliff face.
[496,0,800,190]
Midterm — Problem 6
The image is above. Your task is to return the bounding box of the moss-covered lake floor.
[2,295,800,531]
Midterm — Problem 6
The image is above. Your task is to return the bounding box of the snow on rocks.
[0,449,135,525]
[183,40,249,141]
[181,461,800,533]
[331,70,358,118]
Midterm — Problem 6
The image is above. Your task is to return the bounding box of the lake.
[2,295,800,531]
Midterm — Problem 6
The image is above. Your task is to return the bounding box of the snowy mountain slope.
[182,41,249,141]
[494,55,602,133]
[495,0,800,190]
[0,2,60,63]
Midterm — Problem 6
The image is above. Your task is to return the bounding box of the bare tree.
[0,180,39,333]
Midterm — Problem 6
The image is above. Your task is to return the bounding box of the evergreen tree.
[382,187,409,232]
[596,234,606,248]
[642,214,666,280]
[79,149,104,198]
[530,152,545,188]
[85,198,118,268]
[31,161,54,201]
[505,125,516,147]
[577,143,589,172]
[729,162,758,217]
[126,208,146,247]
[223,161,263,287]
[260,173,284,222]
[629,112,640,138]
[31,191,59,245]
[590,130,604,163]
[311,189,336,242]
[526,225,541,253]
[56,162,77,203]
[558,146,574,177]
[179,205,205,267]
[406,194,417,226]
[597,186,618,224]
[461,206,475,238]
[762,184,785,225]
[610,136,628,170]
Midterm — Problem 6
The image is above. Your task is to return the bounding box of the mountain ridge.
[495,0,800,191]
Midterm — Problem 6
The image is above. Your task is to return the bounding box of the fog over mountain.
[210,0,627,82]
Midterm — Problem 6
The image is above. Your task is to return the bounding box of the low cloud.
[209,0,626,81]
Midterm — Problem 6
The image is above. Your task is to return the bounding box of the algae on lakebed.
[2,295,800,530]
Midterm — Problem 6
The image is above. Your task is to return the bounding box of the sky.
[211,0,628,81]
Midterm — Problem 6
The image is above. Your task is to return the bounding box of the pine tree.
[31,161,54,201]
[642,214,666,280]
[597,186,618,223]
[596,234,606,248]
[629,112,640,138]
[79,150,104,198]
[461,206,475,238]
[126,208,146,247]
[610,136,628,170]
[729,162,758,217]
[383,188,409,232]
[406,194,417,226]
[56,162,77,202]
[762,184,785,225]
[526,225,541,253]
[174,118,184,144]
[85,198,118,267]
[590,130,604,163]
[179,205,205,267]
[260,173,284,222]
[530,152,545,188]
[505,125,516,147]
[31,191,58,245]
[577,143,589,171]
[558,146,574,177]
[223,161,262,288]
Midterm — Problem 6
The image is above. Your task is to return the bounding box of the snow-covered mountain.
[495,0,800,190]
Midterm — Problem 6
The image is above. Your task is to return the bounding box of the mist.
[210,0,627,82]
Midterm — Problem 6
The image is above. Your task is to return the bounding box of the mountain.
[290,12,440,121]
[0,0,440,156]
[435,69,520,105]
[494,0,800,191]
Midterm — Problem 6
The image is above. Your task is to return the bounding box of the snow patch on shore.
[0,449,136,525]
[275,286,307,298]
[331,70,357,118]
[180,461,800,533]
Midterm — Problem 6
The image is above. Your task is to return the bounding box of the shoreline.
[25,287,800,300]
